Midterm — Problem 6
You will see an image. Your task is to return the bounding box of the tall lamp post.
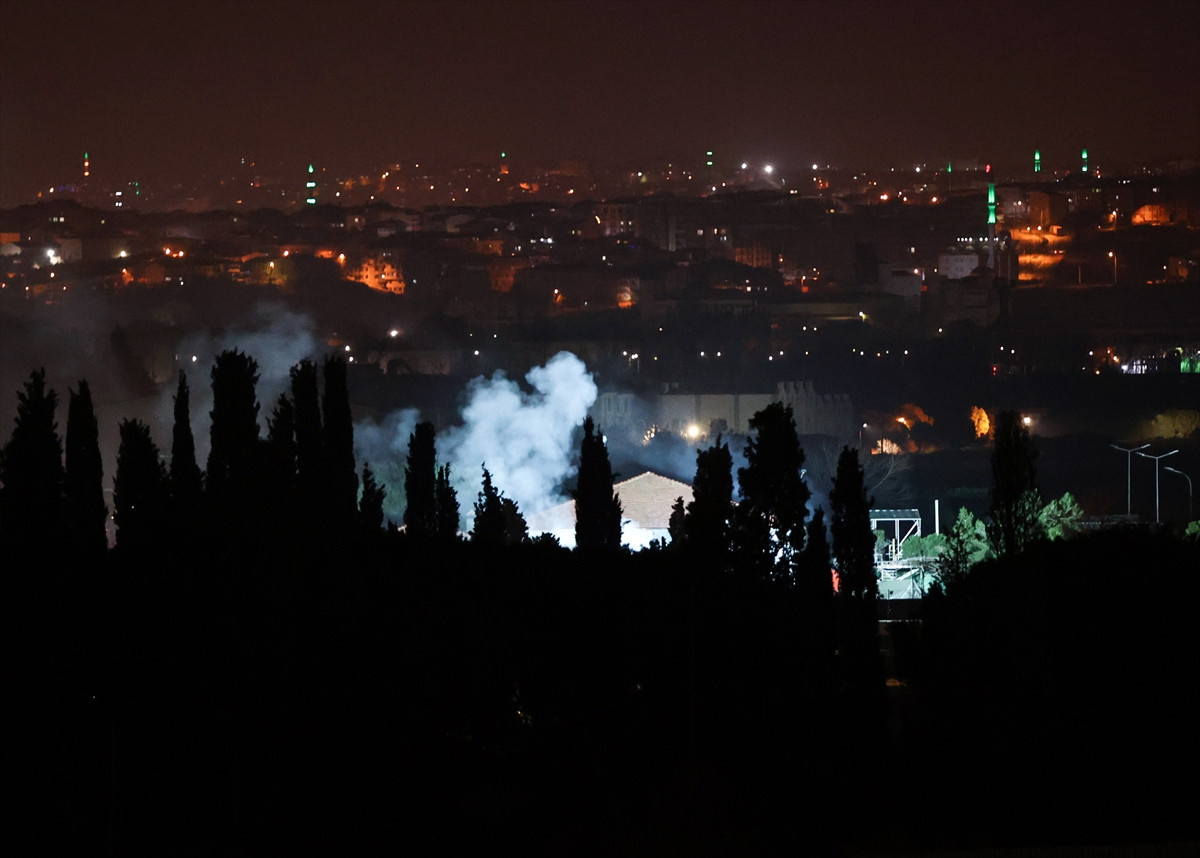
[1164,466,1193,521]
[1136,449,1178,524]
[1108,251,1117,284]
[1111,443,1150,516]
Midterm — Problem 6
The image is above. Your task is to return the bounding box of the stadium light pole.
[1110,443,1149,516]
[1164,466,1192,521]
[1136,449,1178,524]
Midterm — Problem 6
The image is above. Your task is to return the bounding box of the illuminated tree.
[936,507,990,589]
[64,379,107,561]
[574,417,622,551]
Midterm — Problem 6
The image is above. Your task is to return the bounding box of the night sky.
[2,0,1198,205]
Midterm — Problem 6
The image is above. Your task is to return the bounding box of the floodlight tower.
[1136,448,1178,524]
[1111,443,1149,516]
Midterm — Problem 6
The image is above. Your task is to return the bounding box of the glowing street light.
[1164,466,1192,521]
[1108,251,1117,284]
[1135,448,1178,524]
[1110,443,1150,516]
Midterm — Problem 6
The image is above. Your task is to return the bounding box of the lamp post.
[1111,443,1150,516]
[1136,449,1178,524]
[859,423,867,450]
[1108,251,1117,284]
[1164,466,1192,521]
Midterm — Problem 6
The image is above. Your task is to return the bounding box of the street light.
[1111,443,1150,516]
[1135,448,1178,524]
[1108,251,1117,284]
[1164,466,1192,521]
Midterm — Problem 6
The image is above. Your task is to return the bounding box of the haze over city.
[3,0,1198,206]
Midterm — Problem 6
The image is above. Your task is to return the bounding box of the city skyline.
[3,0,1199,207]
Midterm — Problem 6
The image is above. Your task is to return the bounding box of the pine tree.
[668,496,687,547]
[169,370,202,529]
[988,411,1044,556]
[113,418,168,553]
[321,355,358,536]
[734,403,810,582]
[64,379,107,562]
[0,369,64,552]
[472,466,518,547]
[404,421,438,538]
[435,463,460,540]
[574,416,622,551]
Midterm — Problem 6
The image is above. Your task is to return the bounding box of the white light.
[812,164,818,170]
[763,165,774,175]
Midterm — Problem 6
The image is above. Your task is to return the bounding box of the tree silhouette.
[435,463,460,540]
[64,379,107,562]
[830,446,875,599]
[263,392,298,536]
[113,418,168,553]
[574,416,622,551]
[684,436,734,565]
[206,349,261,504]
[321,355,358,537]
[734,403,810,582]
[290,359,323,515]
[472,466,525,546]
[404,421,438,538]
[988,411,1044,556]
[0,369,64,553]
[668,496,686,547]
[169,370,202,532]
[359,462,386,535]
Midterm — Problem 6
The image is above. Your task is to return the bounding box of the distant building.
[526,471,693,550]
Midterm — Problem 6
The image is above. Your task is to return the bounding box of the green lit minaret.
[1081,147,1089,174]
[1034,147,1041,174]
[305,164,317,205]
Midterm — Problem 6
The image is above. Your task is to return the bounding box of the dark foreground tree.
[359,462,386,535]
[321,355,358,536]
[472,466,525,546]
[734,403,810,582]
[1,369,64,552]
[435,463,460,540]
[169,371,202,531]
[404,421,438,538]
[113,419,168,553]
[988,410,1044,556]
[206,349,261,504]
[574,417,622,550]
[290,359,323,511]
[64,379,107,562]
[829,446,880,694]
[684,436,734,565]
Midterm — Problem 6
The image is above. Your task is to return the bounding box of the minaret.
[1081,147,1089,174]
[1034,147,1041,175]
[986,163,997,269]
[83,151,90,180]
[305,164,317,205]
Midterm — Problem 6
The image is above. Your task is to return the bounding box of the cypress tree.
[113,418,168,553]
[830,446,880,693]
[471,466,507,547]
[321,355,358,537]
[734,403,810,583]
[435,463,460,540]
[290,359,322,511]
[684,436,734,565]
[0,369,64,553]
[574,416,622,551]
[169,370,202,533]
[404,421,438,538]
[64,379,107,562]
[206,349,260,502]
[988,410,1044,556]
[359,462,386,535]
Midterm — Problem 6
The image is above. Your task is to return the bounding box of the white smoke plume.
[441,351,597,524]
[353,351,598,530]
